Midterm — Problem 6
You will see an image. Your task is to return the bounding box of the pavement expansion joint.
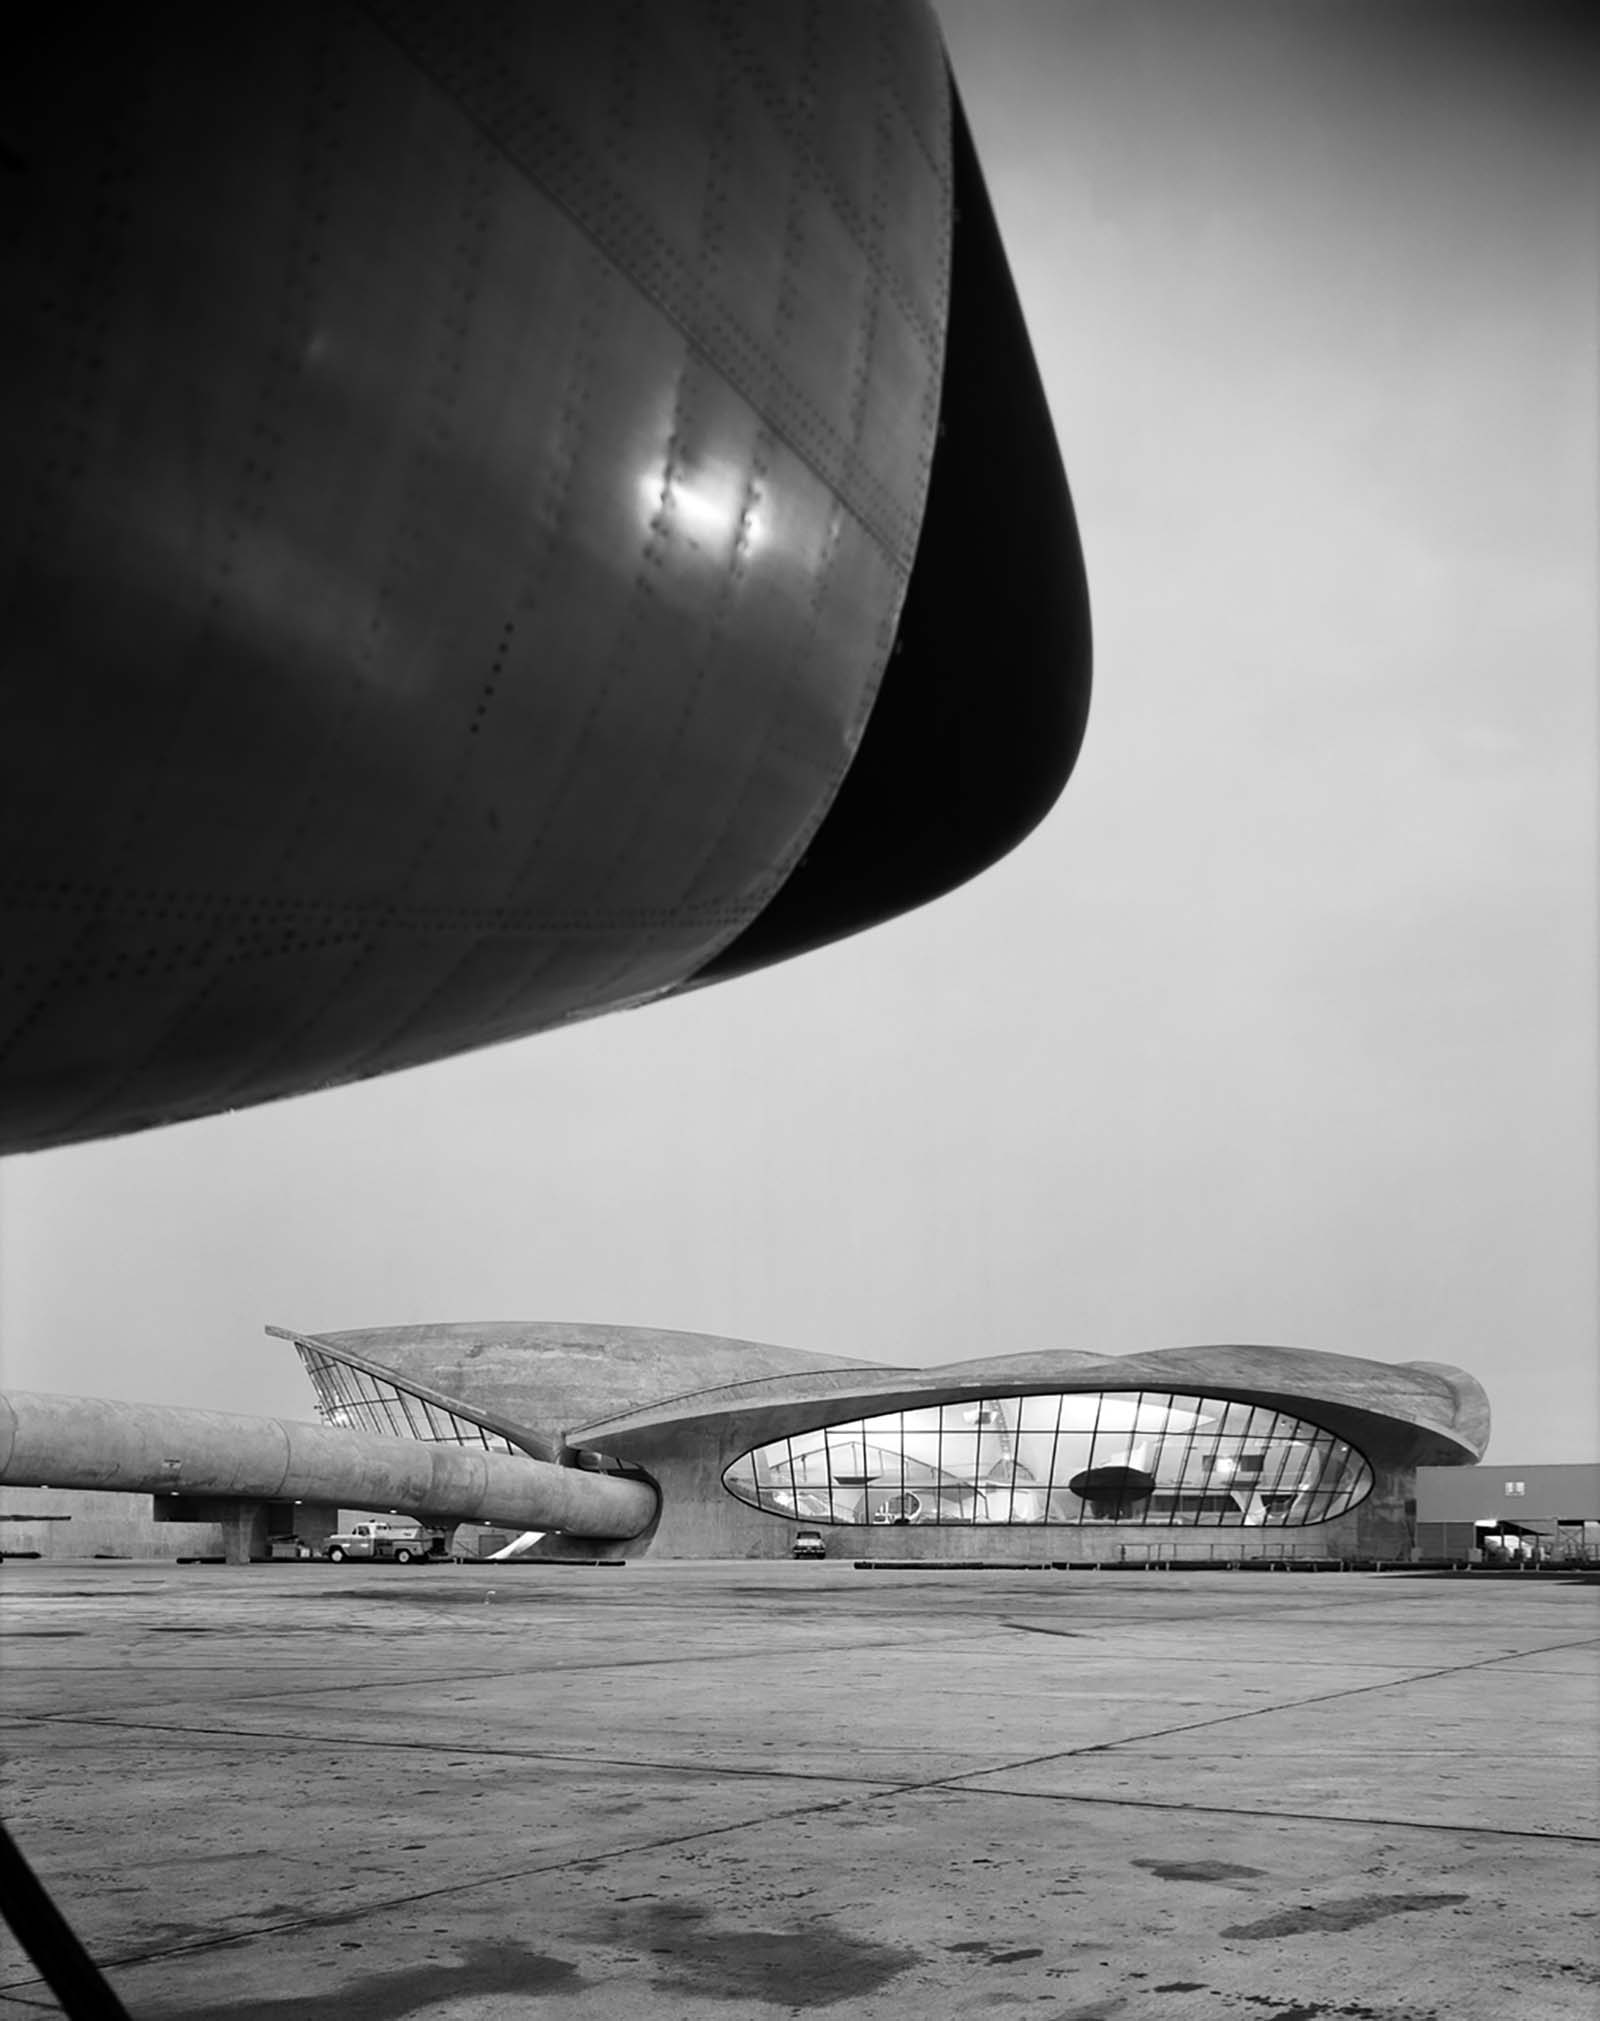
[11,1711,943,1783]
[916,1783,1600,1844]
[966,1630,1600,1763]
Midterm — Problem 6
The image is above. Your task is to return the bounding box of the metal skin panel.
[0,1389,657,1538]
[0,3,951,1150]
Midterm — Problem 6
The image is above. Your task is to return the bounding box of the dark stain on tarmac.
[129,1922,221,1949]
[613,1899,916,2006]
[137,1937,582,2017]
[947,1940,1047,1964]
[1238,2002,1440,2020]
[1153,1982,1207,1991]
[1135,1859,1265,1883]
[1222,1893,1468,1939]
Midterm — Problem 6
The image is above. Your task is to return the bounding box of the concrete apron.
[0,1562,1595,2019]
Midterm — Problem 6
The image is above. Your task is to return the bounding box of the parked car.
[791,1529,827,1559]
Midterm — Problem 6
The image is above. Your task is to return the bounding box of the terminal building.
[4,1325,1551,1567]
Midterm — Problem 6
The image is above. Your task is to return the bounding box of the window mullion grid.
[1170,1394,1204,1527]
[1301,1433,1337,1525]
[1242,1405,1267,1522]
[720,1398,1373,1541]
[1044,1391,1063,1534]
[1302,1432,1335,1513]
[351,1371,380,1437]
[1262,1413,1300,1522]
[1084,1389,1106,1528]
[1336,1445,1373,1518]
[312,1357,337,1422]
[1216,1406,1244,1523]
[1133,1393,1153,1527]
[370,1375,397,1440]
[1318,1441,1342,1520]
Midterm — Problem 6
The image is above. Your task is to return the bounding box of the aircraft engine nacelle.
[0,2,1091,1152]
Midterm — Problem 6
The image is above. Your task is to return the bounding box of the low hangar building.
[280,1325,1489,1563]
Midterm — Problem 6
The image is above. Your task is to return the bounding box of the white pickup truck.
[322,1520,444,1564]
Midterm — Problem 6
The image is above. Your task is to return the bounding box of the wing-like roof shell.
[284,1324,1488,1468]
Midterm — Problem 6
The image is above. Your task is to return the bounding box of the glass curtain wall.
[722,1391,1372,1528]
[296,1344,520,1454]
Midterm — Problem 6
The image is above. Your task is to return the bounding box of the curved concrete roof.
[570,1344,1489,1469]
[294,1322,887,1454]
[290,1325,1489,1469]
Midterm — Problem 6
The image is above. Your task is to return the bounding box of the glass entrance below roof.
[722,1391,1372,1528]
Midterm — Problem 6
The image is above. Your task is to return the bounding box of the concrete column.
[217,1502,270,1566]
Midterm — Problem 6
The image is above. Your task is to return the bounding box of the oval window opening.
[721,1391,1373,1528]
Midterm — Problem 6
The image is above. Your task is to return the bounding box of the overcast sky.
[1,1,1594,1465]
